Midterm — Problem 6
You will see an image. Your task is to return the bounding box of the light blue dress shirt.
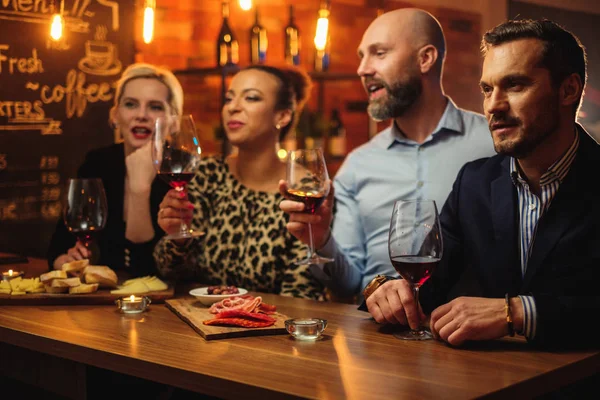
[317,98,496,298]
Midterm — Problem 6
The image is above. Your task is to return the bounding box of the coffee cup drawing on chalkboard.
[78,25,122,76]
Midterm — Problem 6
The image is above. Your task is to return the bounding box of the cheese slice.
[110,281,150,295]
[122,276,168,291]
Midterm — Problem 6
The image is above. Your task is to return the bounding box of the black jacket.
[421,126,600,348]
[47,143,170,276]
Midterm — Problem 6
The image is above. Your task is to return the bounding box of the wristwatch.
[362,275,392,300]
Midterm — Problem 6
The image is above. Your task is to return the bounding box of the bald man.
[280,8,494,301]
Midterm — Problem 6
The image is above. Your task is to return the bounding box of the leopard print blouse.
[153,156,325,301]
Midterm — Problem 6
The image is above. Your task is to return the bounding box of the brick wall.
[133,0,483,158]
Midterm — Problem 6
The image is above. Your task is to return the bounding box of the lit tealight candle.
[115,295,151,314]
[2,269,24,281]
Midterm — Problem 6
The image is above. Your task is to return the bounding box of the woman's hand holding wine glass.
[152,114,203,240]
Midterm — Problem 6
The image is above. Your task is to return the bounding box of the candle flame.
[8,269,13,276]
[129,295,135,301]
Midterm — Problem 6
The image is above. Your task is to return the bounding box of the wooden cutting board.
[166,297,289,341]
[0,287,174,305]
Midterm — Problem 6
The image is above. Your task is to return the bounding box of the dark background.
[509,1,600,138]
[0,1,134,257]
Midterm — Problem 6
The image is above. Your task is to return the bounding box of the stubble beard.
[492,98,560,159]
[367,75,423,122]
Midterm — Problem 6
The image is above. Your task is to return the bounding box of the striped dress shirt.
[509,132,579,340]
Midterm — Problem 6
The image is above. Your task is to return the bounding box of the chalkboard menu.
[0,1,134,257]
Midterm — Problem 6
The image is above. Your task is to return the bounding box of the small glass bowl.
[285,318,327,340]
[115,295,151,314]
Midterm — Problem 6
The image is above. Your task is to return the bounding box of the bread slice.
[44,285,68,294]
[83,266,118,288]
[69,283,99,294]
[50,277,82,288]
[62,259,89,276]
[40,270,67,283]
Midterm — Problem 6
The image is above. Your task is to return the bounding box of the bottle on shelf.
[327,106,346,158]
[216,1,239,67]
[250,8,268,64]
[284,5,301,66]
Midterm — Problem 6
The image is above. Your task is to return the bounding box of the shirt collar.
[510,129,580,187]
[376,97,465,149]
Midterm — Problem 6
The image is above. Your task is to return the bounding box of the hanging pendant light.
[143,0,156,44]
[50,0,64,41]
[239,0,252,11]
[314,0,331,72]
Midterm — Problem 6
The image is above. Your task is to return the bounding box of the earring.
[275,123,281,130]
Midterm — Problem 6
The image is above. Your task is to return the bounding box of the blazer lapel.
[522,130,590,289]
[490,157,522,294]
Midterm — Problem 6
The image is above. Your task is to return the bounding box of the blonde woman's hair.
[111,63,184,121]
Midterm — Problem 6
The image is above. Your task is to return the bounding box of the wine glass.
[152,114,203,240]
[64,178,108,264]
[388,199,443,340]
[285,148,333,265]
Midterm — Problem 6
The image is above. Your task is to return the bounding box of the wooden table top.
[1,254,599,399]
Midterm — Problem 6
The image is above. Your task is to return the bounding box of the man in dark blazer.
[365,18,599,349]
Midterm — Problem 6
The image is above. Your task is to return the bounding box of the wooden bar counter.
[0,255,598,399]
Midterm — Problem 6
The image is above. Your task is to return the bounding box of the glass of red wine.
[152,114,202,240]
[388,199,443,340]
[285,148,333,265]
[64,178,108,264]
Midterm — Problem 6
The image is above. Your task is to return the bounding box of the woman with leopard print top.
[154,65,325,301]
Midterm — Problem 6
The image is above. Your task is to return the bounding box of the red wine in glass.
[391,256,440,288]
[64,178,108,264]
[285,149,333,265]
[157,171,195,191]
[152,114,203,240]
[388,199,443,341]
[285,188,326,215]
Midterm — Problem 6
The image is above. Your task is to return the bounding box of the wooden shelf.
[173,65,240,76]
[173,66,359,82]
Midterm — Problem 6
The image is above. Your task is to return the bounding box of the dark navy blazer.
[420,126,600,348]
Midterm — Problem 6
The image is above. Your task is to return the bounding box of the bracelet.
[505,293,515,337]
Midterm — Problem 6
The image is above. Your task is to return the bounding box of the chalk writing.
[40,156,59,170]
[0,45,44,74]
[39,69,114,118]
[41,171,60,185]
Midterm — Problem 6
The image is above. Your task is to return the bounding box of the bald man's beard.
[367,75,422,121]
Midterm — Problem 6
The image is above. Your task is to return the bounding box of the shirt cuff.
[317,231,336,258]
[519,295,537,340]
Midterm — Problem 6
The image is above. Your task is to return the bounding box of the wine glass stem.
[175,185,188,236]
[307,222,315,257]
[412,285,422,332]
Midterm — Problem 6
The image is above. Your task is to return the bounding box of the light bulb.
[143,6,155,44]
[50,14,64,41]
[239,0,252,11]
[314,9,329,51]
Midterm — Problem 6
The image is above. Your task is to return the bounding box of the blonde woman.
[48,63,183,276]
